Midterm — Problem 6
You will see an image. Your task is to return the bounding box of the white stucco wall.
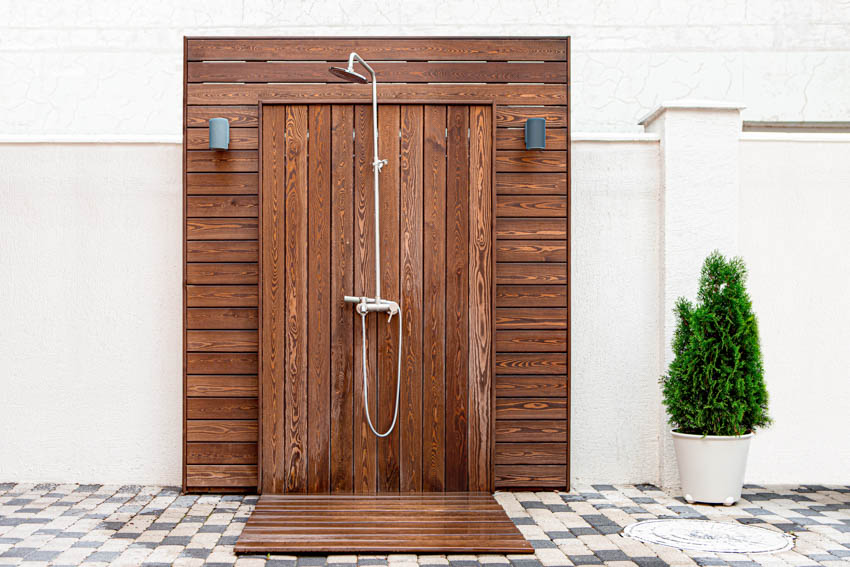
[739,135,850,485]
[0,145,182,484]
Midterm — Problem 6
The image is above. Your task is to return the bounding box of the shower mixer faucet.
[331,54,403,439]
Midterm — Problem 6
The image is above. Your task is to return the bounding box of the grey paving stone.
[569,527,599,536]
[162,535,192,545]
[511,517,536,525]
[180,547,211,559]
[694,558,726,566]
[1,547,37,557]
[545,531,574,539]
[567,555,603,565]
[23,549,61,561]
[529,540,557,549]
[509,560,542,567]
[73,540,104,548]
[631,559,671,567]
[596,549,629,561]
[86,551,121,561]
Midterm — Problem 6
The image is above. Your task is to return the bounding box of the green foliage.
[661,251,771,436]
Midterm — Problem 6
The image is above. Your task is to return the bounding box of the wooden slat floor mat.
[235,492,533,554]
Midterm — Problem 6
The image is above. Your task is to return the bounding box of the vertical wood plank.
[330,105,355,493]
[260,105,287,494]
[284,105,308,493]
[307,104,331,494]
[353,105,377,493]
[468,105,493,492]
[423,105,447,491]
[399,105,424,492]
[445,105,470,491]
[377,105,401,492]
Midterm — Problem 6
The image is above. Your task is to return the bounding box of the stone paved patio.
[1,483,848,566]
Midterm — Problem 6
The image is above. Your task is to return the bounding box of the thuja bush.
[661,251,771,436]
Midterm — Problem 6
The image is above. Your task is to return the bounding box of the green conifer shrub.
[661,251,771,436]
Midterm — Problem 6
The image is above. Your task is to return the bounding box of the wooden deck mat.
[235,492,533,554]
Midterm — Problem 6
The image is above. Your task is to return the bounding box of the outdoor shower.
[331,53,403,439]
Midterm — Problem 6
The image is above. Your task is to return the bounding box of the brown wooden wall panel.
[187,443,257,464]
[496,421,567,443]
[187,38,567,61]
[183,37,569,492]
[496,398,567,420]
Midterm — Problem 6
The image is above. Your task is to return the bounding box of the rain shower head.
[329,65,368,84]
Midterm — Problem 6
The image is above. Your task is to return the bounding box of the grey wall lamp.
[525,117,546,150]
[209,117,230,150]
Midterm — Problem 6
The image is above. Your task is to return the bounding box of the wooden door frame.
[256,98,498,493]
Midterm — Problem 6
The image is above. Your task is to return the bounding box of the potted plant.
[661,251,771,505]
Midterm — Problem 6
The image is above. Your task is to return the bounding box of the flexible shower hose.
[358,303,402,438]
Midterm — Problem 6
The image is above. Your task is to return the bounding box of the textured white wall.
[739,135,850,485]
[0,144,182,484]
[570,138,662,484]
[2,0,850,136]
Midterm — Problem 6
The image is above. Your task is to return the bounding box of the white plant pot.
[672,431,753,506]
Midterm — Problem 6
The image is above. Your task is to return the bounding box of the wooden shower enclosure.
[183,37,570,493]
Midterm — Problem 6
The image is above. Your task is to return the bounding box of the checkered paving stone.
[0,484,848,566]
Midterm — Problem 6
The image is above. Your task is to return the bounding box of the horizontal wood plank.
[188,196,259,217]
[495,443,566,465]
[187,150,258,173]
[187,308,258,330]
[187,106,259,127]
[496,398,567,419]
[187,219,258,240]
[186,263,258,285]
[496,128,568,150]
[496,107,567,128]
[186,420,258,442]
[186,464,258,487]
[187,285,258,307]
[496,308,568,329]
[497,218,566,239]
[496,240,566,263]
[496,285,567,308]
[495,420,567,443]
[186,241,258,262]
[495,465,566,488]
[189,61,567,83]
[186,330,258,352]
[496,151,567,173]
[496,353,566,375]
[187,353,258,374]
[496,173,566,195]
[188,38,567,61]
[186,397,259,419]
[495,330,566,352]
[188,84,566,106]
[496,195,566,218]
[187,173,258,195]
[496,263,566,285]
[187,128,258,150]
[187,375,258,397]
[496,375,566,397]
[186,442,258,464]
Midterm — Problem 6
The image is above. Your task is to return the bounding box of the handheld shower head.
[329,65,368,84]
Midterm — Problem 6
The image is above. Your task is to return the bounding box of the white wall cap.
[639,100,747,126]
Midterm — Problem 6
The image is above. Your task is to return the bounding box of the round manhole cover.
[624,519,794,554]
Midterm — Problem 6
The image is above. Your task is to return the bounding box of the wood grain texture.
[284,105,308,493]
[495,443,566,464]
[187,241,258,262]
[495,375,566,397]
[495,420,567,443]
[353,105,377,493]
[187,173,258,195]
[399,105,424,493]
[261,105,287,494]
[307,104,332,494]
[188,38,566,61]
[467,106,493,492]
[496,353,566,375]
[187,353,257,374]
[184,37,570,493]
[188,84,566,106]
[496,241,567,263]
[187,465,257,487]
[187,420,258,442]
[187,397,259,419]
[235,492,533,553]
[496,398,567,420]
[186,442,257,464]
[423,105,446,492]
[377,105,401,492]
[445,105,469,492]
[190,61,566,83]
[330,105,355,493]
